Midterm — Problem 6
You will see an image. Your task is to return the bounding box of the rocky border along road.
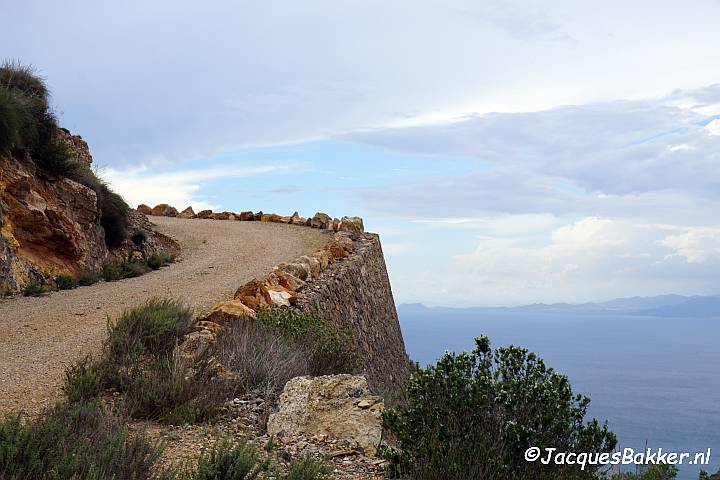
[0,217,330,417]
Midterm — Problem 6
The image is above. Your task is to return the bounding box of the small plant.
[22,280,46,297]
[102,259,151,282]
[160,437,270,480]
[146,252,175,270]
[285,456,330,480]
[0,401,160,480]
[55,273,78,290]
[78,270,102,286]
[64,356,104,403]
[130,230,147,246]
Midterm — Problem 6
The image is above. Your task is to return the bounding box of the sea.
[397,307,720,479]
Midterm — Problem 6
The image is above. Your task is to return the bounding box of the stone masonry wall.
[293,233,412,398]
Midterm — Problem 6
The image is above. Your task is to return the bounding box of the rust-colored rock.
[57,128,93,167]
[151,204,178,217]
[194,209,214,219]
[213,211,236,220]
[238,211,254,221]
[253,211,263,221]
[324,241,349,260]
[289,212,306,225]
[178,206,195,218]
[203,299,256,325]
[233,279,272,310]
[339,216,364,234]
[261,213,283,223]
[310,212,333,229]
[177,330,216,364]
[136,204,153,215]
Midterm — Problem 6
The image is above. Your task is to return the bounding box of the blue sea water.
[397,308,720,479]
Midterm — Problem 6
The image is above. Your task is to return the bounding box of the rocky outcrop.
[56,128,93,168]
[267,375,384,456]
[0,154,108,293]
[150,204,178,217]
[177,206,195,219]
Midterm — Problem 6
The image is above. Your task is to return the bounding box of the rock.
[310,250,330,270]
[261,213,283,223]
[194,209,214,219]
[178,206,195,218]
[203,299,256,325]
[278,262,309,281]
[253,211,263,221]
[177,329,216,364]
[238,211,254,221]
[151,204,178,217]
[310,212,333,229]
[234,279,272,310]
[268,287,294,307]
[289,212,306,225]
[297,255,321,278]
[324,241,349,261]
[339,216,364,234]
[213,211,236,220]
[136,204,153,215]
[271,270,306,292]
[267,375,384,456]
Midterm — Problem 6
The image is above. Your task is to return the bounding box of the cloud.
[660,228,720,264]
[2,1,720,166]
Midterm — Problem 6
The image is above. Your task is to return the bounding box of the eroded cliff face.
[0,152,109,293]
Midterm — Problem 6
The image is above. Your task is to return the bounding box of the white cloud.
[660,228,720,263]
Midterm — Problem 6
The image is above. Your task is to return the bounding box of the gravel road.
[0,217,330,417]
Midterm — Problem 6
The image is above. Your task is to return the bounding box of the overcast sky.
[3,1,720,306]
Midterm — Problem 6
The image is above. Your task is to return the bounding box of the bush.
[103,258,151,281]
[106,298,194,358]
[0,87,34,153]
[161,437,270,480]
[0,60,49,100]
[216,320,309,394]
[78,271,102,286]
[285,456,330,480]
[382,335,617,480]
[63,356,104,403]
[147,252,174,270]
[0,401,160,480]
[22,280,46,297]
[131,230,147,246]
[55,273,78,290]
[254,307,363,376]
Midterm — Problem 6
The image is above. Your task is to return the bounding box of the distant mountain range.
[399,294,720,318]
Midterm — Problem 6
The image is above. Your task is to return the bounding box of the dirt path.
[0,217,330,417]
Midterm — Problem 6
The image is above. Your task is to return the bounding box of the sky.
[2,1,720,306]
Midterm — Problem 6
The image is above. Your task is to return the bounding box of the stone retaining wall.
[293,233,412,398]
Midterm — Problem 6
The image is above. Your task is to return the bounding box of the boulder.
[270,270,306,292]
[310,250,330,270]
[297,255,321,278]
[278,262,309,281]
[178,206,195,219]
[238,211,254,221]
[339,216,364,234]
[261,213,283,223]
[136,204,153,215]
[253,211,264,221]
[267,375,384,456]
[310,212,333,229]
[324,240,349,260]
[151,203,178,217]
[194,209,214,219]
[203,300,256,325]
[234,279,272,310]
[213,211,236,220]
[289,212,306,225]
[177,329,216,364]
[268,286,294,307]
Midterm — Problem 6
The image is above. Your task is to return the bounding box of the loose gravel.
[0,217,330,417]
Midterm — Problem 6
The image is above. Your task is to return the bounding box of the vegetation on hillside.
[0,60,129,248]
[382,334,618,480]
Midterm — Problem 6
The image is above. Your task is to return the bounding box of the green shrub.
[285,456,330,480]
[55,273,78,290]
[254,307,363,376]
[78,270,102,286]
[160,437,270,480]
[22,280,46,297]
[64,356,104,403]
[130,230,147,246]
[0,87,34,152]
[106,297,194,358]
[0,401,160,480]
[147,252,175,270]
[382,335,617,480]
[0,60,49,100]
[103,258,151,281]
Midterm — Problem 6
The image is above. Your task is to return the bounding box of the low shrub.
[106,297,194,358]
[160,437,270,480]
[146,252,174,270]
[22,280,46,297]
[285,456,330,480]
[254,307,363,376]
[55,273,78,290]
[63,356,104,403]
[130,230,147,246]
[0,87,34,153]
[103,258,151,282]
[0,401,160,480]
[216,320,309,394]
[78,271,102,286]
[382,335,617,480]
